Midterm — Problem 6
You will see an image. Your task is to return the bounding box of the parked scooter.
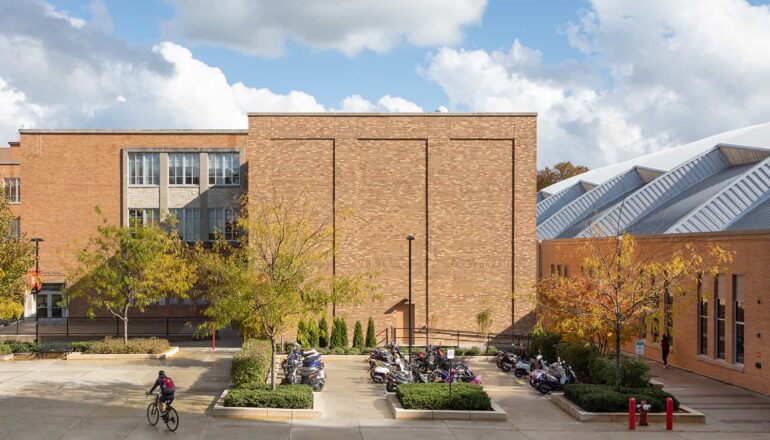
[385,369,413,392]
[530,360,576,394]
[281,345,326,391]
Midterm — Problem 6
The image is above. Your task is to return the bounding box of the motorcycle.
[497,344,529,372]
[428,361,482,384]
[530,361,576,394]
[281,350,326,391]
[385,369,413,392]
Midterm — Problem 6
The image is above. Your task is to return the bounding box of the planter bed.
[551,394,705,423]
[211,389,322,420]
[0,353,12,361]
[386,393,506,421]
[66,346,179,360]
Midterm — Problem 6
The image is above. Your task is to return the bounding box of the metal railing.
[0,316,209,337]
[388,326,530,349]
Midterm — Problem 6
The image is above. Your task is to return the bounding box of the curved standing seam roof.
[537,121,770,238]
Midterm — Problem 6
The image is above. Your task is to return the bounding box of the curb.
[65,346,179,360]
[550,394,705,423]
[385,393,507,421]
[211,389,322,420]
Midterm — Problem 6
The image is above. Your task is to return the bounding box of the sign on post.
[635,340,645,356]
[447,349,455,359]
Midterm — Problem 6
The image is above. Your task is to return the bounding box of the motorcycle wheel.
[386,381,397,393]
[427,371,441,383]
[372,374,384,384]
[537,384,551,395]
[502,364,512,373]
[514,369,525,378]
[313,380,325,392]
[495,360,503,369]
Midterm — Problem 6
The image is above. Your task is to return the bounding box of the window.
[170,208,200,242]
[733,274,744,364]
[3,178,19,203]
[639,314,648,339]
[9,217,20,238]
[550,264,555,275]
[208,152,240,186]
[664,280,673,345]
[128,208,159,227]
[697,274,708,355]
[651,316,660,343]
[208,208,239,240]
[715,274,726,360]
[128,153,160,185]
[169,153,200,185]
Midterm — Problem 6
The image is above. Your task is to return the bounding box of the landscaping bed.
[0,338,177,360]
[387,384,506,421]
[564,384,678,413]
[224,383,313,409]
[552,393,704,423]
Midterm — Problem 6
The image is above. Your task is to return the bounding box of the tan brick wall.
[539,231,770,395]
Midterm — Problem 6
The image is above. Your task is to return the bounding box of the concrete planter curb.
[65,346,179,360]
[550,394,705,423]
[386,393,507,421]
[0,353,12,361]
[211,389,322,420]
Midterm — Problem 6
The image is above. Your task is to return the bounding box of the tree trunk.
[269,334,277,391]
[124,317,129,345]
[615,325,621,391]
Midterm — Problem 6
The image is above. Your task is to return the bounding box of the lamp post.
[406,234,414,359]
[30,238,44,343]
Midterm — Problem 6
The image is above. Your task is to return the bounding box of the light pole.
[406,234,414,359]
[30,238,44,343]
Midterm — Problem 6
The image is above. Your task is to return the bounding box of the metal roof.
[537,122,770,238]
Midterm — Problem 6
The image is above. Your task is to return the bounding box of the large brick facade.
[2,113,538,339]
[539,231,770,395]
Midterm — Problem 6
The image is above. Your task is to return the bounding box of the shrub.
[6,341,39,353]
[0,344,11,355]
[564,384,679,413]
[365,317,377,348]
[231,339,272,386]
[330,318,349,348]
[485,346,499,356]
[620,358,652,388]
[588,355,616,386]
[296,321,308,347]
[318,317,329,348]
[306,322,319,348]
[224,383,313,409]
[396,383,492,411]
[530,332,561,362]
[352,320,364,349]
[71,341,98,352]
[340,319,349,347]
[84,337,170,354]
[453,348,465,356]
[465,346,481,356]
[556,342,597,382]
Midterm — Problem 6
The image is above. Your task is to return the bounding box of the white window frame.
[169,153,200,186]
[208,152,240,186]
[170,208,200,242]
[208,208,239,241]
[128,208,159,227]
[10,217,20,238]
[3,178,20,203]
[128,153,160,186]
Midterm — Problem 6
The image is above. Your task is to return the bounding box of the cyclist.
[147,370,175,416]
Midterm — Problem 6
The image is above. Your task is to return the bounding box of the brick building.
[0,113,537,342]
[537,122,770,395]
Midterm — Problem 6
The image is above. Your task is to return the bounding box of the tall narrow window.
[697,274,708,355]
[733,274,744,364]
[9,217,20,238]
[715,274,726,360]
[208,208,239,241]
[128,153,160,185]
[128,208,159,227]
[664,280,673,345]
[652,316,660,343]
[3,178,19,203]
[168,153,200,185]
[208,152,240,185]
[169,208,200,242]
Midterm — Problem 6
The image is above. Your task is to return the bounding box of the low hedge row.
[555,341,651,388]
[564,384,680,413]
[0,338,170,354]
[231,339,272,386]
[0,343,11,355]
[396,383,492,411]
[223,383,313,409]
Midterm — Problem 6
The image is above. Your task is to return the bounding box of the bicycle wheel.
[164,406,179,432]
[146,402,159,426]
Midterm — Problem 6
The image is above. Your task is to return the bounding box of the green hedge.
[0,344,11,355]
[564,384,679,413]
[231,339,272,386]
[224,383,313,409]
[588,354,651,388]
[396,383,492,411]
[530,332,561,361]
[83,337,170,354]
[5,341,40,353]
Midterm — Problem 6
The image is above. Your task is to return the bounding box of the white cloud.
[0,1,422,142]
[164,0,487,57]
[336,94,423,112]
[424,0,770,168]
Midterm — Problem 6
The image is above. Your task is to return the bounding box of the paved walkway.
[0,349,768,439]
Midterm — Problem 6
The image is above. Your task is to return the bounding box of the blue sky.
[2,0,770,167]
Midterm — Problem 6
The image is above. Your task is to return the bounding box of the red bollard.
[666,397,673,430]
[628,397,636,430]
[212,330,216,352]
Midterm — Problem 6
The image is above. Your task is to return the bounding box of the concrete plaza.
[0,348,768,439]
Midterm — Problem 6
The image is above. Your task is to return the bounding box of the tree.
[340,318,349,347]
[352,320,364,350]
[329,318,343,348]
[537,233,731,390]
[0,194,34,320]
[365,317,377,348]
[296,320,308,347]
[196,195,378,389]
[318,316,329,348]
[307,320,319,348]
[537,161,589,191]
[476,308,493,350]
[67,212,195,343]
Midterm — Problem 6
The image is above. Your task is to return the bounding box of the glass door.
[35,292,66,318]
[51,294,63,318]
[36,293,48,318]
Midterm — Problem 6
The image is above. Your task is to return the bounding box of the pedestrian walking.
[661,334,670,368]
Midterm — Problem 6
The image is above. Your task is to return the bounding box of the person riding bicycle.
[147,370,175,415]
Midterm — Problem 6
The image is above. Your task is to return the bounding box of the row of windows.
[128,208,239,242]
[128,152,240,187]
[698,273,745,364]
[3,178,20,203]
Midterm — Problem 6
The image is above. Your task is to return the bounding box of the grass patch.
[396,383,492,411]
[223,383,313,409]
[564,384,680,413]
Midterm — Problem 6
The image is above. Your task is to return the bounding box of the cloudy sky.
[1,0,769,168]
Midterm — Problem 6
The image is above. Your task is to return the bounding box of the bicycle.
[146,392,179,432]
